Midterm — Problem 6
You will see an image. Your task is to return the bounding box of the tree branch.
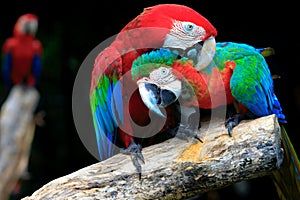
[22,114,282,200]
[0,85,40,200]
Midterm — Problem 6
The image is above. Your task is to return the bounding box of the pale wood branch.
[0,85,40,200]
[22,114,282,200]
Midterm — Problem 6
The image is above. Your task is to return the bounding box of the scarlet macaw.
[2,13,43,91]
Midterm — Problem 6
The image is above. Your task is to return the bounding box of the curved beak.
[194,36,216,71]
[137,78,181,117]
[23,20,38,35]
[165,36,216,72]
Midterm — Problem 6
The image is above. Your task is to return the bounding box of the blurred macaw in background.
[1,13,45,127]
[0,13,45,200]
[2,13,43,91]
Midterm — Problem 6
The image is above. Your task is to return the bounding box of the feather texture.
[90,74,123,160]
[217,42,287,122]
[89,4,218,162]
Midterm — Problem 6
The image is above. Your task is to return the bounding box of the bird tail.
[271,125,300,200]
[257,47,275,57]
[257,47,282,80]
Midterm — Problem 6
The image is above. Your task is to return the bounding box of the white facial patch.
[149,67,175,84]
[149,67,182,99]
[163,20,206,49]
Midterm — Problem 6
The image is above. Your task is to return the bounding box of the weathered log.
[22,114,282,200]
[0,85,40,200]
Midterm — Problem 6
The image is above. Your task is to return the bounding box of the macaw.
[131,43,300,199]
[2,13,43,91]
[89,4,217,179]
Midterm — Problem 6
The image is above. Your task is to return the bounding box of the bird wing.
[221,42,285,121]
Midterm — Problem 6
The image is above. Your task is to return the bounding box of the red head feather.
[122,4,217,41]
[91,4,217,92]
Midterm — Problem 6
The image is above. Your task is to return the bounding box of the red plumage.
[172,60,235,109]
[2,13,42,87]
[90,4,217,161]
[91,4,217,92]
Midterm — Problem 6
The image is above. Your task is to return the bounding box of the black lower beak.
[138,82,178,117]
[144,83,177,107]
[160,89,177,107]
[168,41,204,64]
[167,36,216,71]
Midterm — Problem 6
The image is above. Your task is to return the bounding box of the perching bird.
[131,44,299,199]
[2,13,43,91]
[89,4,217,179]
[1,13,45,126]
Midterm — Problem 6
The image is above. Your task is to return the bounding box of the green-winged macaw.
[2,13,43,91]
[89,4,217,179]
[90,2,299,197]
[131,42,299,199]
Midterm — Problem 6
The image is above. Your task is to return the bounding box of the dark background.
[0,0,298,199]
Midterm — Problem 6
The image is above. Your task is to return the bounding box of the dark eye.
[182,22,196,32]
[187,24,193,30]
[161,68,167,75]
[183,22,194,32]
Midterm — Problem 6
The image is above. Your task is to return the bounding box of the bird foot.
[225,113,245,136]
[120,141,145,180]
[175,124,203,143]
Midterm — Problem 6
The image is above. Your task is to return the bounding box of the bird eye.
[183,22,195,32]
[187,24,193,30]
[160,67,168,76]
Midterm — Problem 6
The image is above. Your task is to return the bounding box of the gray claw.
[225,113,246,137]
[120,141,144,179]
[176,124,203,143]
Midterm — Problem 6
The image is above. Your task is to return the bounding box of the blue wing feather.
[32,54,42,85]
[91,75,124,161]
[2,52,12,88]
[107,81,120,127]
[112,80,124,125]
[94,108,107,159]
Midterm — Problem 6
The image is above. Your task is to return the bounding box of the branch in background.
[0,85,40,200]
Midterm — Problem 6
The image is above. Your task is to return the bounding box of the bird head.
[132,48,195,117]
[13,13,39,37]
[127,4,217,71]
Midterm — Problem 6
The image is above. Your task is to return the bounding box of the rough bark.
[0,85,40,200]
[22,114,282,200]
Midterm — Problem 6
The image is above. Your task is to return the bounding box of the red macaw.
[2,13,43,90]
[90,4,217,178]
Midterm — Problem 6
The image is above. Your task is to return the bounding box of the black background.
[0,0,298,199]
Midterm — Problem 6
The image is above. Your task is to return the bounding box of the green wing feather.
[90,72,124,161]
[214,42,286,122]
